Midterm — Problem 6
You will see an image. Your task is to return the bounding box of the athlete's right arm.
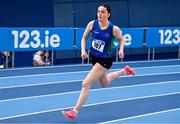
[81,20,94,59]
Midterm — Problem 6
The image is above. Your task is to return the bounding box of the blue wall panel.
[74,1,129,27]
[0,0,54,27]
[54,3,74,27]
[129,0,180,27]
[53,0,180,27]
[74,2,98,27]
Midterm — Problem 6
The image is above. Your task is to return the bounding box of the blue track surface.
[0,59,180,123]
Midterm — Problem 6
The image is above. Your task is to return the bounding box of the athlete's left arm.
[113,26,125,59]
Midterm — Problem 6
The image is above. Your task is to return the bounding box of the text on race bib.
[92,39,105,52]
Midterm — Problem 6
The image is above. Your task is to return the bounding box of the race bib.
[92,39,105,52]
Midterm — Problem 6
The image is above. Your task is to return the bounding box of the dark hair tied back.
[100,3,111,20]
[95,3,112,20]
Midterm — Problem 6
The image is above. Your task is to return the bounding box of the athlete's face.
[97,6,110,21]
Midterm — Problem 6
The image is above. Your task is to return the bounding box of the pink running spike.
[62,109,77,120]
[124,65,136,75]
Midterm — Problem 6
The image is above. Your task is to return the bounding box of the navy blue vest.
[90,19,115,58]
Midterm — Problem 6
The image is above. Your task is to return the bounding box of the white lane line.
[0,91,180,121]
[99,108,180,124]
[0,71,180,89]
[0,64,180,79]
[1,80,180,102]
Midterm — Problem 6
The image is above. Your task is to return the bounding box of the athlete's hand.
[81,50,88,60]
[118,49,124,59]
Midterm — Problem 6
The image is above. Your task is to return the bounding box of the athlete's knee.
[82,80,91,90]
